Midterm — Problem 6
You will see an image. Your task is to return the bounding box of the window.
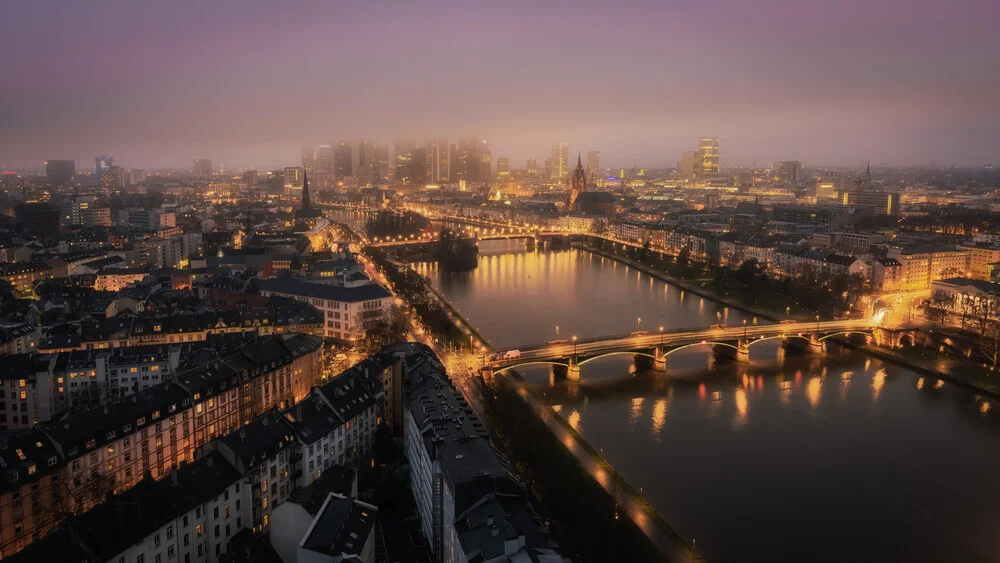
[136,555,144,563]
[166,526,173,539]
[196,524,202,536]
[213,507,219,519]
[154,533,160,547]
[183,533,189,546]
[167,546,174,558]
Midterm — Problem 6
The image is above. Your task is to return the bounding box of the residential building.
[257,278,393,341]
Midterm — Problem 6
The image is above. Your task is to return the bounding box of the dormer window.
[105,431,116,440]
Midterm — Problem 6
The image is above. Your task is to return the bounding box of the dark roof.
[0,429,62,495]
[301,494,378,558]
[3,527,88,563]
[43,382,190,461]
[69,452,240,561]
[257,277,391,303]
[217,410,295,470]
[283,393,343,445]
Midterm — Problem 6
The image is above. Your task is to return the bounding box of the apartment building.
[887,245,971,291]
[0,333,323,556]
[257,278,392,341]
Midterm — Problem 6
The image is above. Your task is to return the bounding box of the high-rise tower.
[695,138,719,177]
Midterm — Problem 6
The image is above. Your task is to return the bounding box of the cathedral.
[569,153,586,208]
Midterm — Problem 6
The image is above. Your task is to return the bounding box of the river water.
[411,239,1000,563]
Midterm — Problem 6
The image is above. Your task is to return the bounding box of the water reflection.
[418,240,1000,562]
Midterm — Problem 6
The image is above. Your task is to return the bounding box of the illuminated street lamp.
[637,317,642,330]
[556,325,560,337]
[742,319,747,338]
[572,335,578,357]
[659,325,664,346]
[815,314,821,331]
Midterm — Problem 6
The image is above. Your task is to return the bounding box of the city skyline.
[2,0,998,170]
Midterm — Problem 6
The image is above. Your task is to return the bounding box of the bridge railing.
[496,318,876,353]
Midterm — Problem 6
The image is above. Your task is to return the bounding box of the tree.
[676,245,691,267]
[639,239,652,261]
[970,295,996,335]
[362,305,409,349]
[923,290,950,326]
[982,319,1000,369]
[734,259,764,287]
[590,220,609,236]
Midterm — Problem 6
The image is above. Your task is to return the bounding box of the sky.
[1,0,998,171]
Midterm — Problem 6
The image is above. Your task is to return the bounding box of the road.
[493,315,883,365]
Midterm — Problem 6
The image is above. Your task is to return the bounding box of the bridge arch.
[818,330,872,341]
[576,351,658,367]
[661,341,739,358]
[745,335,810,348]
[492,360,570,375]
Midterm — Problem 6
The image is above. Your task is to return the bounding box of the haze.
[2,0,998,170]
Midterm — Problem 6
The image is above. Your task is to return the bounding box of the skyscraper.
[314,145,333,187]
[680,151,696,179]
[427,138,450,183]
[695,138,719,177]
[284,166,305,197]
[551,143,569,181]
[333,141,353,181]
[478,141,492,180]
[358,140,376,185]
[301,146,315,178]
[375,143,391,184]
[394,140,417,184]
[193,159,213,177]
[586,151,600,180]
[527,158,537,176]
[411,147,428,185]
[45,160,75,186]
[241,169,259,191]
[496,157,511,178]
[455,138,480,182]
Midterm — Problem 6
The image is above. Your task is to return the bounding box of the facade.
[887,246,971,291]
[45,160,75,186]
[403,351,564,563]
[550,142,569,181]
[257,278,393,341]
[193,159,214,177]
[695,137,720,177]
[586,150,600,180]
[960,243,1000,280]
[0,334,322,556]
[333,141,353,181]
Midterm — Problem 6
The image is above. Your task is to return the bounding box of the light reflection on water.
[411,240,1000,562]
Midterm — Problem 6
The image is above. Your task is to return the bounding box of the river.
[410,238,1000,563]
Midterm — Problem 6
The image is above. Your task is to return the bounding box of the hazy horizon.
[2,0,998,171]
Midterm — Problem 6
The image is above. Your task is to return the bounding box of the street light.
[659,326,664,346]
[556,325,560,337]
[637,317,642,330]
[742,319,747,338]
[816,314,820,331]
[572,335,578,357]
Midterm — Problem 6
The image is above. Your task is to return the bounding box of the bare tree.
[923,290,951,327]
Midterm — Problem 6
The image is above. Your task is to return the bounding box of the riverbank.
[575,238,1000,400]
[393,256,699,561]
[573,241,781,322]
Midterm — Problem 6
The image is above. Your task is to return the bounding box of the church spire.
[301,170,311,211]
[578,152,582,167]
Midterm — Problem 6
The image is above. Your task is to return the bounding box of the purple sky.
[2,0,998,170]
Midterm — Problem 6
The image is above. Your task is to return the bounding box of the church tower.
[569,153,586,209]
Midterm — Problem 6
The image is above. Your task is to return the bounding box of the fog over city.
[2,0,998,169]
